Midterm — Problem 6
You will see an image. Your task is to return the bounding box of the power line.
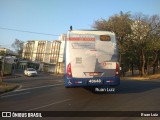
[0,27,60,36]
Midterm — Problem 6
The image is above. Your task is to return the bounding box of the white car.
[24,68,37,76]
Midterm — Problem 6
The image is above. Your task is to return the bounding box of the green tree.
[93,12,160,77]
[129,14,160,76]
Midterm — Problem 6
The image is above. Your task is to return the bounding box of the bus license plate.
[88,79,102,83]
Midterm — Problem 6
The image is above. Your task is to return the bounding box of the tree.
[93,12,160,77]
[12,39,24,57]
[93,11,132,39]
[129,14,160,76]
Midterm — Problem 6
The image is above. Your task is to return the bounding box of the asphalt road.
[1,73,160,120]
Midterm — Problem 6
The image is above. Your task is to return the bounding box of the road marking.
[15,83,64,92]
[0,83,64,97]
[26,99,72,111]
[1,92,30,98]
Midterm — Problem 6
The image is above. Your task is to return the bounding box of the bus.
[64,30,120,88]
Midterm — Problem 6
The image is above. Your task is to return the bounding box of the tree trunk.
[119,53,125,77]
[153,64,156,74]
[0,72,2,84]
[141,49,145,76]
[131,62,134,76]
[146,64,149,75]
[146,57,150,75]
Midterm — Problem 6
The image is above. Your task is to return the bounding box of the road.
[0,72,160,120]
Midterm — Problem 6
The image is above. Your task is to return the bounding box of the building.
[0,48,17,56]
[22,40,51,62]
[22,34,66,73]
[0,48,18,75]
[40,40,61,72]
[56,34,66,74]
[22,41,35,61]
[49,40,61,64]
[35,41,51,63]
[22,40,62,73]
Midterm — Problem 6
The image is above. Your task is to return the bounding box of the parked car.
[24,68,37,76]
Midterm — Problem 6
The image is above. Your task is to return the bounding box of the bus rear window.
[100,35,111,41]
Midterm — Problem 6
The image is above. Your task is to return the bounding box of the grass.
[0,82,19,94]
[121,73,160,80]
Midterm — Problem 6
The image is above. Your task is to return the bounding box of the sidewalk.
[2,69,23,79]
[0,82,20,94]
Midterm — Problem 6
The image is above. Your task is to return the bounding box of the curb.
[2,75,22,79]
[0,84,20,95]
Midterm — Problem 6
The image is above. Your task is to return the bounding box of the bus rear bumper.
[64,76,120,87]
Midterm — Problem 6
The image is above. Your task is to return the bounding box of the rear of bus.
[64,30,120,87]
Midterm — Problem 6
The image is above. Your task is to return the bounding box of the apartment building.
[22,40,61,72]
[36,41,51,63]
[22,41,35,61]
[22,40,51,62]
[58,34,66,62]
[22,34,66,73]
[40,40,61,72]
[56,34,66,74]
[49,40,61,64]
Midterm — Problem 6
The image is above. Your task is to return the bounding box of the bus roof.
[68,30,115,36]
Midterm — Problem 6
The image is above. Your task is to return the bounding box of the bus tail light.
[67,63,72,77]
[115,63,119,76]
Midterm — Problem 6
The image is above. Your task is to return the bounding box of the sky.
[0,0,160,50]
